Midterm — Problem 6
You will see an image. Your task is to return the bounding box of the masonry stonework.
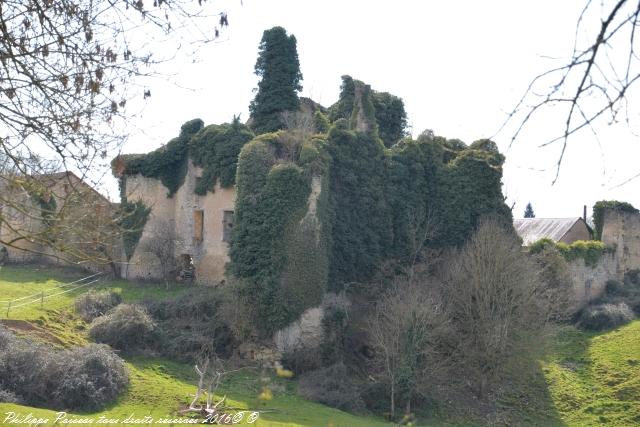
[123,159,235,285]
[601,209,640,277]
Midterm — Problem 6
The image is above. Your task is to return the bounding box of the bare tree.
[504,0,640,182]
[0,0,229,262]
[440,218,551,398]
[139,219,181,288]
[367,278,450,418]
[0,163,122,272]
[277,110,316,162]
[189,352,227,414]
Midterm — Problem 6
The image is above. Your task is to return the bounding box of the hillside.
[1,265,639,426]
[0,266,394,427]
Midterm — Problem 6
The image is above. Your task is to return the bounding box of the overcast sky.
[109,0,640,219]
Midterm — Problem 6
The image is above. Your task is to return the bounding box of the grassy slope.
[0,265,393,427]
[2,265,640,426]
[543,323,640,426]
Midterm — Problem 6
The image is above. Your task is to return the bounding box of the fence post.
[41,291,44,309]
[6,301,10,318]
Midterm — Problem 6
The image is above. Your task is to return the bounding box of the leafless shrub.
[75,289,122,321]
[366,278,450,418]
[533,245,574,321]
[139,219,182,288]
[88,303,158,352]
[440,218,551,398]
[577,302,635,331]
[0,327,128,411]
[297,363,366,414]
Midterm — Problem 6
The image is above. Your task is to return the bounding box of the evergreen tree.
[249,27,303,134]
[524,202,535,218]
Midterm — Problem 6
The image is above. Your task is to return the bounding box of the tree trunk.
[390,383,395,419]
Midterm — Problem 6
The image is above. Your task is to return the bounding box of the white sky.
[109,0,640,219]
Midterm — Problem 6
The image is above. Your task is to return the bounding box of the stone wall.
[567,253,618,311]
[601,209,640,276]
[123,159,235,285]
[1,173,119,272]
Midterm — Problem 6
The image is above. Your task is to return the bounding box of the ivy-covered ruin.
[114,75,511,334]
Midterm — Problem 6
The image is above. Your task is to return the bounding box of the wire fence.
[0,272,103,318]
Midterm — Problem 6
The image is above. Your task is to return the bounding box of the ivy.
[528,238,556,255]
[326,126,511,286]
[120,119,203,197]
[190,118,254,194]
[229,135,318,333]
[33,193,57,229]
[329,75,407,146]
[328,75,356,123]
[230,112,513,324]
[326,119,390,287]
[593,200,638,240]
[115,118,253,198]
[313,110,330,134]
[528,238,614,268]
[371,91,408,147]
[119,200,150,261]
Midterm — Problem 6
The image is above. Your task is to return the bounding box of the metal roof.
[513,217,583,246]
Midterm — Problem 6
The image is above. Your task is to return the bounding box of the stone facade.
[122,159,236,285]
[567,253,618,311]
[0,172,118,273]
[563,207,640,310]
[601,208,640,277]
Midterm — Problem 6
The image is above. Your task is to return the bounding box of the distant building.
[0,171,119,272]
[513,217,592,246]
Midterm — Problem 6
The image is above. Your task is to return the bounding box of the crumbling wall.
[123,159,235,284]
[122,170,175,281]
[601,209,640,276]
[567,253,618,311]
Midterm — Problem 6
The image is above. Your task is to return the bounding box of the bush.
[89,304,158,352]
[75,290,122,321]
[297,364,366,414]
[529,238,613,267]
[0,388,22,404]
[281,347,323,375]
[625,269,640,286]
[51,344,129,411]
[532,245,573,321]
[0,327,128,411]
[143,287,234,360]
[577,303,635,331]
[596,272,640,316]
[0,329,51,406]
[528,238,555,254]
[605,280,628,297]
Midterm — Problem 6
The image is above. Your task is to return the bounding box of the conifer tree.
[524,202,535,218]
[249,27,303,134]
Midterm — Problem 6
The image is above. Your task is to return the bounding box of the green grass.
[0,265,394,427]
[543,322,640,426]
[2,264,640,426]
